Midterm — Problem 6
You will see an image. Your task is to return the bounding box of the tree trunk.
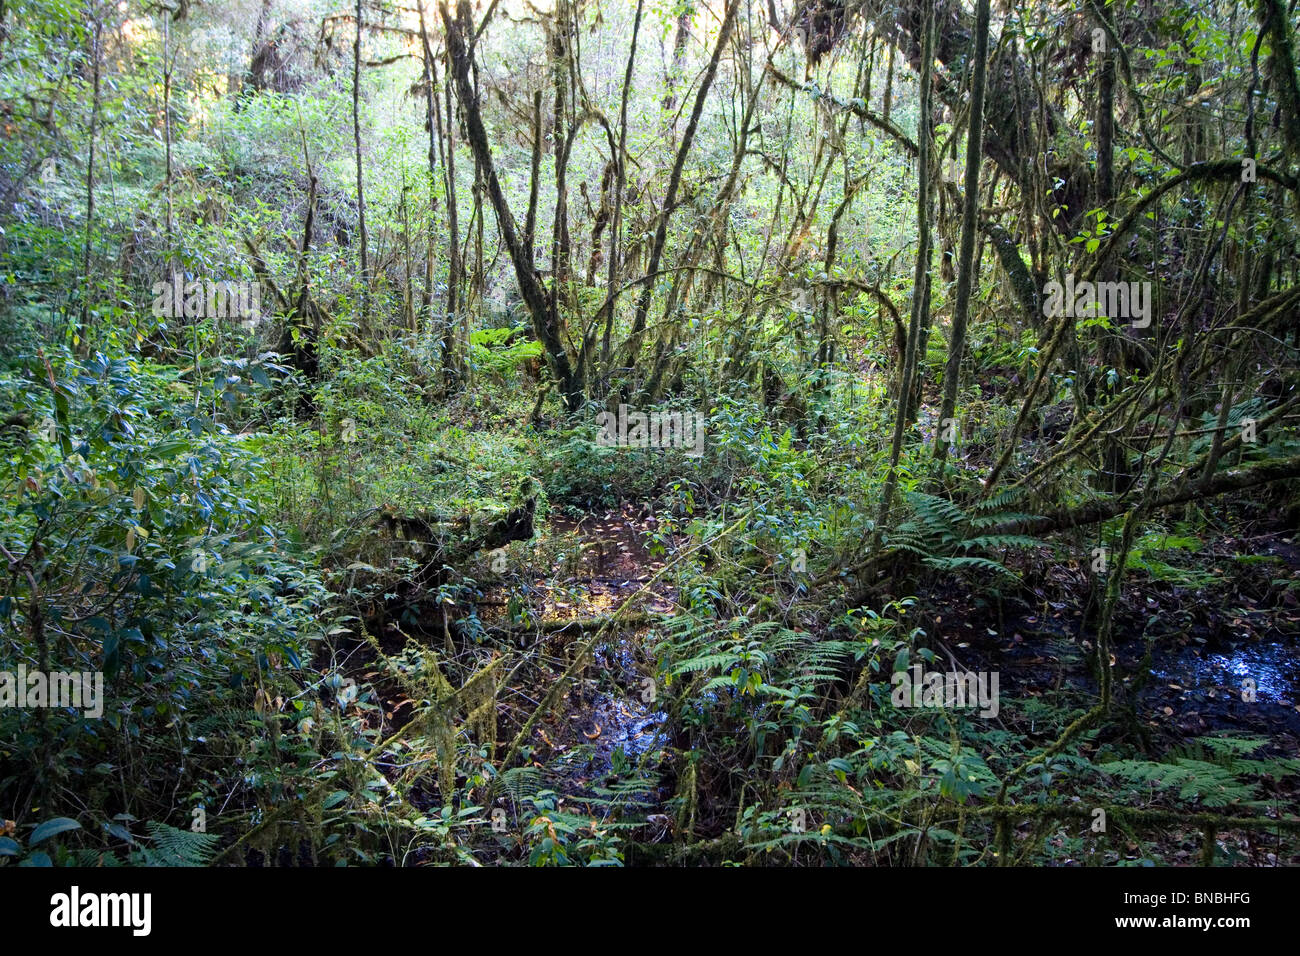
[621,0,740,376]
[598,0,644,380]
[1257,0,1300,156]
[879,1,934,528]
[934,0,990,467]
[876,0,1089,234]
[439,0,584,411]
[416,0,441,343]
[353,0,370,321]
[79,11,103,337]
[437,59,463,385]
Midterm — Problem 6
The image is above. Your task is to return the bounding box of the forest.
[0,0,1298,869]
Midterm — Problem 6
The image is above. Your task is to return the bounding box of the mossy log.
[334,483,538,604]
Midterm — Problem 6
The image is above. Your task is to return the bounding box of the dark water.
[1151,640,1299,706]
[587,688,667,768]
[582,635,667,775]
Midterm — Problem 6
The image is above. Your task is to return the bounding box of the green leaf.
[104,822,137,845]
[29,817,82,845]
[150,438,191,458]
[53,390,73,456]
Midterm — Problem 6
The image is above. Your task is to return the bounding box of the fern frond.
[1102,758,1255,808]
[496,766,548,804]
[133,822,220,867]
[923,555,1017,578]
[668,652,740,676]
[959,534,1043,551]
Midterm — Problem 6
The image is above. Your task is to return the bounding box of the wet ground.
[348,503,1298,862]
[485,514,1300,801]
[912,530,1300,750]
[481,507,676,794]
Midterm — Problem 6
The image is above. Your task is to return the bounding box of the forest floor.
[330,496,1300,865]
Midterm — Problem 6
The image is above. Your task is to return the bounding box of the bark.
[869,0,1089,233]
[550,3,574,314]
[934,0,990,466]
[440,0,584,410]
[416,0,441,339]
[236,0,274,108]
[163,8,174,247]
[599,0,644,377]
[79,12,103,333]
[662,2,694,114]
[982,222,1038,323]
[352,0,370,319]
[621,0,740,374]
[1096,19,1114,212]
[525,90,542,250]
[991,454,1300,538]
[365,491,538,597]
[437,58,463,384]
[1257,0,1300,156]
[879,1,934,529]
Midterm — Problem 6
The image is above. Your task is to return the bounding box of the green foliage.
[1124,530,1216,587]
[889,491,1043,582]
[0,344,336,848]
[2,0,1298,870]
[467,328,542,381]
[131,822,221,867]
[1102,736,1300,809]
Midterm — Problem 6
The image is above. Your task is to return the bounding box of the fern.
[668,652,742,677]
[923,555,1018,579]
[131,822,220,867]
[899,492,966,546]
[797,639,858,678]
[891,491,1042,580]
[1102,735,1300,809]
[1191,735,1272,760]
[968,512,1042,530]
[496,766,548,805]
[974,487,1028,512]
[959,534,1043,551]
[1102,759,1254,807]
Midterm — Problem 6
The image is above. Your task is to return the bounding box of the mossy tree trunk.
[933,0,990,468]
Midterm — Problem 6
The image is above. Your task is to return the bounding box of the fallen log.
[988,453,1300,537]
[817,453,1300,594]
[333,480,538,604]
[484,611,662,639]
